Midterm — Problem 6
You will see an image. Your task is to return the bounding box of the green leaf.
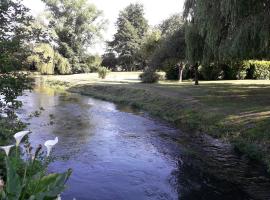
[5,158,22,200]
[26,169,72,200]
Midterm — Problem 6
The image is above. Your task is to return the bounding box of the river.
[17,84,270,200]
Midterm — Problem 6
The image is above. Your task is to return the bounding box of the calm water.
[18,85,270,200]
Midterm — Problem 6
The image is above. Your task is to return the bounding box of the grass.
[41,72,270,170]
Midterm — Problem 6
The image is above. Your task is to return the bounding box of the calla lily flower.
[14,131,30,146]
[44,137,58,157]
[0,145,14,156]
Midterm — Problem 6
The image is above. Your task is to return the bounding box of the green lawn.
[42,72,270,170]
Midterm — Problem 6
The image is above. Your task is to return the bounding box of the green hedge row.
[164,60,270,81]
[199,60,270,80]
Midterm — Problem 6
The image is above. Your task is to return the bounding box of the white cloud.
[23,0,185,54]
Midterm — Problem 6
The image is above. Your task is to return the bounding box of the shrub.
[201,62,249,80]
[139,68,161,83]
[165,65,179,80]
[161,58,179,80]
[200,64,223,80]
[98,67,110,79]
[244,60,270,80]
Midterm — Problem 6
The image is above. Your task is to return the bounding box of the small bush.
[139,68,161,83]
[200,64,223,80]
[243,60,270,80]
[161,58,179,80]
[165,65,179,80]
[98,67,110,79]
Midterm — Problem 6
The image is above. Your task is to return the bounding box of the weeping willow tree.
[27,43,71,75]
[183,0,270,84]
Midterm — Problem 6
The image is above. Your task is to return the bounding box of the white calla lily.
[0,145,14,156]
[44,137,58,157]
[14,131,30,146]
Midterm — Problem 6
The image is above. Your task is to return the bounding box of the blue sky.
[23,0,185,54]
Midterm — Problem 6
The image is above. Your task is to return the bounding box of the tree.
[0,0,33,147]
[101,52,118,71]
[27,43,71,75]
[183,0,270,84]
[184,23,204,85]
[139,29,161,68]
[41,0,106,72]
[159,14,184,37]
[149,14,186,81]
[108,3,148,71]
[0,0,33,72]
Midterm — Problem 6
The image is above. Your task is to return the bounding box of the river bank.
[38,72,270,172]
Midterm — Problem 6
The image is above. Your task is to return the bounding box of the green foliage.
[108,3,148,71]
[98,67,110,79]
[139,68,161,83]
[27,43,71,75]
[149,14,186,80]
[200,64,223,80]
[183,0,270,63]
[0,142,71,199]
[158,14,184,37]
[101,52,118,71]
[54,52,71,75]
[84,54,102,73]
[184,23,204,66]
[0,0,33,72]
[244,60,270,80]
[27,43,55,75]
[41,0,106,72]
[139,29,161,67]
[163,60,180,80]
[199,60,270,80]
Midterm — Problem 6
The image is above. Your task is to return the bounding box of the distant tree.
[108,3,148,71]
[41,0,106,72]
[28,12,57,44]
[159,14,184,37]
[139,29,161,68]
[83,54,102,73]
[149,14,186,81]
[27,43,71,75]
[101,52,118,71]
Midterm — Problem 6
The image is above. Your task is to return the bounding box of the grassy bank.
[43,72,270,170]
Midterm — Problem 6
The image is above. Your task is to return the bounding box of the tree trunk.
[178,63,183,82]
[194,63,199,85]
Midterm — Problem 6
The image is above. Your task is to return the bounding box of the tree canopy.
[0,0,33,72]
[184,0,270,64]
[108,3,148,71]
[41,0,106,71]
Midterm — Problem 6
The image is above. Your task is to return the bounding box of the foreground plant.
[0,131,71,200]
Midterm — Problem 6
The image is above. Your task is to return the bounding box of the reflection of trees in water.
[51,94,94,157]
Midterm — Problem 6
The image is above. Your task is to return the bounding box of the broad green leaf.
[27,169,72,200]
[5,158,22,200]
